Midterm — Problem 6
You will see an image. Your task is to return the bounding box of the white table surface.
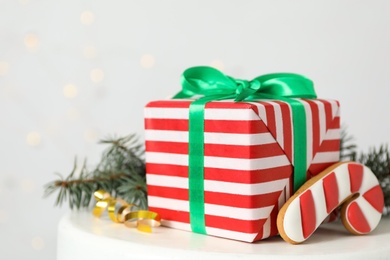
[57,210,390,260]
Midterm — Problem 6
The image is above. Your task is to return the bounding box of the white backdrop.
[1,0,390,259]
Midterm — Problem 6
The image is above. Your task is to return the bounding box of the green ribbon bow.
[172,66,316,234]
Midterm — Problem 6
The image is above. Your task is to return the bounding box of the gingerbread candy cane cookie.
[277,161,384,244]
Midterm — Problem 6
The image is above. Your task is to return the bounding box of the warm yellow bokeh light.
[66,107,81,120]
[18,0,30,5]
[0,210,9,224]
[83,46,97,59]
[26,132,41,146]
[31,236,45,251]
[210,60,225,71]
[63,84,78,98]
[24,33,39,51]
[0,61,9,76]
[140,54,155,68]
[80,11,95,25]
[90,69,104,83]
[84,129,98,143]
[20,178,35,193]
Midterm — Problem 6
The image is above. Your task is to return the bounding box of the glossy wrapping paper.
[144,98,340,242]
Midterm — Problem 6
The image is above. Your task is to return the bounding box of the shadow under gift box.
[144,98,340,242]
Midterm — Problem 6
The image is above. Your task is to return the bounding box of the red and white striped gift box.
[144,98,340,242]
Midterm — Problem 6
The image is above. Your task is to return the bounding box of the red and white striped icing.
[278,162,384,244]
[145,98,340,242]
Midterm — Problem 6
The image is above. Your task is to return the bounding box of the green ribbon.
[172,66,316,234]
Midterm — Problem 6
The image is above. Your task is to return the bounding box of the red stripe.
[145,118,188,131]
[145,118,270,134]
[205,215,267,234]
[147,185,189,200]
[331,116,340,129]
[149,207,190,223]
[205,143,284,158]
[146,100,191,108]
[319,139,340,152]
[147,185,283,209]
[346,202,371,233]
[146,163,188,178]
[348,163,364,193]
[147,163,293,184]
[205,101,259,110]
[269,202,280,237]
[146,141,188,154]
[205,191,282,208]
[309,161,339,176]
[205,119,269,133]
[263,102,277,141]
[253,225,265,241]
[363,185,384,213]
[146,141,285,158]
[274,101,293,162]
[149,206,268,234]
[322,172,339,213]
[300,190,317,239]
[305,100,320,159]
[205,166,293,183]
[321,100,334,131]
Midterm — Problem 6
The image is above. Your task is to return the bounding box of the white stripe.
[283,198,304,242]
[205,132,276,145]
[145,130,276,145]
[278,188,286,210]
[161,219,191,231]
[312,100,327,145]
[310,181,328,228]
[303,99,313,164]
[146,152,290,170]
[361,165,380,194]
[204,178,290,195]
[148,196,274,220]
[269,101,284,149]
[145,130,188,142]
[204,155,290,171]
[146,152,188,166]
[329,99,340,119]
[285,181,291,199]
[355,196,382,231]
[247,101,268,125]
[145,107,260,121]
[148,196,189,212]
[147,174,188,188]
[145,107,189,119]
[324,128,340,140]
[311,151,340,164]
[205,204,274,220]
[146,174,290,195]
[261,215,271,239]
[206,226,258,242]
[161,220,258,242]
[334,163,352,202]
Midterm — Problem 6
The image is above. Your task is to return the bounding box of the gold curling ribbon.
[92,189,161,232]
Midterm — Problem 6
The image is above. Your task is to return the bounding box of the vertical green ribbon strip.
[172,66,316,234]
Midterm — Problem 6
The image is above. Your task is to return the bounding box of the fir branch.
[340,125,357,161]
[44,134,147,210]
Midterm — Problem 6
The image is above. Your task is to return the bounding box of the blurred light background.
[1,0,390,259]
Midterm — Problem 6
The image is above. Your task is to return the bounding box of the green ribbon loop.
[173,66,316,234]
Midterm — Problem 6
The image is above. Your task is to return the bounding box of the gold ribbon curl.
[92,190,161,232]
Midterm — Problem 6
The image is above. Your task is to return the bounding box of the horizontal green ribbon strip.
[172,66,316,234]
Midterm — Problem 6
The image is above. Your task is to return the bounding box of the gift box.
[144,67,340,242]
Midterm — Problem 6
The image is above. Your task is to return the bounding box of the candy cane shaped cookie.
[277,161,384,244]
